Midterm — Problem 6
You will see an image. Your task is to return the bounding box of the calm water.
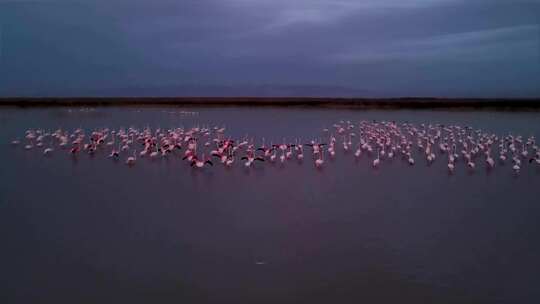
[1,106,540,304]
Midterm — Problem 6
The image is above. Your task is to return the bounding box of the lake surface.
[1,106,540,303]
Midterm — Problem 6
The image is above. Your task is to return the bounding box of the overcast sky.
[0,0,539,97]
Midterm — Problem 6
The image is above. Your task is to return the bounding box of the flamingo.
[225,150,235,166]
[13,122,538,176]
[270,149,277,162]
[70,145,80,154]
[408,155,415,165]
[286,144,294,159]
[315,148,324,168]
[140,148,148,157]
[126,150,137,166]
[354,146,362,158]
[373,149,381,167]
[150,144,159,158]
[43,147,54,155]
[486,154,495,168]
[241,153,265,167]
[191,154,213,168]
[109,149,120,158]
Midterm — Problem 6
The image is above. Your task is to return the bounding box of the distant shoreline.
[1,97,539,110]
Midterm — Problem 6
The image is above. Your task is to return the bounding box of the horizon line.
[1,96,540,110]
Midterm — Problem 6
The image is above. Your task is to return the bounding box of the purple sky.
[1,0,539,97]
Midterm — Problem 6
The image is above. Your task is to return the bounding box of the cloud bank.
[0,0,538,97]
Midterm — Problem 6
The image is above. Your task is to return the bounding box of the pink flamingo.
[126,150,137,166]
[191,154,213,168]
[315,148,324,168]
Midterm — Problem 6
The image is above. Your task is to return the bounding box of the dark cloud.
[0,0,539,97]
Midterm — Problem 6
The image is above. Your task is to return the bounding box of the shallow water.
[1,106,540,304]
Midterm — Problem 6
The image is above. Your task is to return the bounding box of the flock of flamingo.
[11,120,540,173]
